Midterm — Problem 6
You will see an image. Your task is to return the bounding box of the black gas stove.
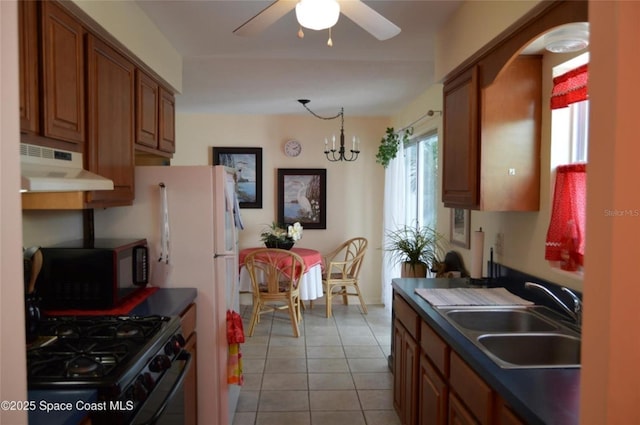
[27,315,190,424]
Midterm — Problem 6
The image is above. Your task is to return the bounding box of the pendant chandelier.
[298,99,360,162]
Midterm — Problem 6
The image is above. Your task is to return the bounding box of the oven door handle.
[134,350,193,425]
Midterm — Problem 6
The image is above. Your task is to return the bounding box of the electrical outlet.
[508,168,516,176]
[495,233,504,256]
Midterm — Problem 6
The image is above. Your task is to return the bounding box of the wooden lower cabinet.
[449,392,479,425]
[394,319,419,425]
[393,294,420,425]
[449,352,493,425]
[392,293,527,425]
[181,303,198,425]
[496,398,525,425]
[418,354,448,425]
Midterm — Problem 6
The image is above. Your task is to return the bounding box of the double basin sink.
[436,306,581,369]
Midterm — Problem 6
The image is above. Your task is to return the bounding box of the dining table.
[239,247,324,300]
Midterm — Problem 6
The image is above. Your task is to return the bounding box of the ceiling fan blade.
[233,0,297,36]
[339,0,401,41]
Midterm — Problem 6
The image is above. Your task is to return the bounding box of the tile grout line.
[236,304,396,425]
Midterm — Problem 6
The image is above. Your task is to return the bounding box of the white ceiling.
[134,0,463,116]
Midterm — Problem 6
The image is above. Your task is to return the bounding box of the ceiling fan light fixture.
[295,0,340,31]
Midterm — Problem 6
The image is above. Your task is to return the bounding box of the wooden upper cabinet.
[135,70,176,155]
[159,87,176,154]
[443,57,541,211]
[86,34,135,207]
[442,65,479,209]
[41,0,86,145]
[479,56,541,211]
[441,0,588,211]
[19,0,39,135]
[136,70,160,148]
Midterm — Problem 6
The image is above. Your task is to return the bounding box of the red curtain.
[550,64,588,109]
[545,164,586,270]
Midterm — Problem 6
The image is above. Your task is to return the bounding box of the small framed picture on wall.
[450,208,470,248]
[212,147,262,209]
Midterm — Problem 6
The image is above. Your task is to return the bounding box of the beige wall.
[1,1,28,423]
[71,0,182,92]
[435,0,541,81]
[174,113,389,304]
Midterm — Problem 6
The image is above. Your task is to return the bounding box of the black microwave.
[37,238,149,310]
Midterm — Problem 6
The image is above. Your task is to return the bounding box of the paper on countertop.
[414,287,533,307]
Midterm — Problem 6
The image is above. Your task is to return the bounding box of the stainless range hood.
[20,143,114,192]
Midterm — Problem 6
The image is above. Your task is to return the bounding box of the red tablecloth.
[239,247,322,271]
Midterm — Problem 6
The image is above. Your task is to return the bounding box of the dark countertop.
[28,288,197,425]
[130,287,198,317]
[392,278,580,425]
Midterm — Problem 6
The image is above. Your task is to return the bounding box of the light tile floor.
[232,302,401,425]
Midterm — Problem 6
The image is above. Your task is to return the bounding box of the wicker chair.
[322,237,368,318]
[244,248,306,337]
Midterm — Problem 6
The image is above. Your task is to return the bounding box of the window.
[551,99,589,166]
[403,131,438,228]
[569,100,589,163]
[546,55,589,273]
[550,53,589,167]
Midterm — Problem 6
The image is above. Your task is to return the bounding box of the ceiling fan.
[233,0,401,41]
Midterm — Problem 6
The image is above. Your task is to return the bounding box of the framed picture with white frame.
[450,208,470,248]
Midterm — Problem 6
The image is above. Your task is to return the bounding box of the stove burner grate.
[66,355,104,378]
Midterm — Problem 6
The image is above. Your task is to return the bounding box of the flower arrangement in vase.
[260,222,303,250]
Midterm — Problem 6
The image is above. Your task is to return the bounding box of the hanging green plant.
[375,126,413,168]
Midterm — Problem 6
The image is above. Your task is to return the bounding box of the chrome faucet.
[524,282,582,325]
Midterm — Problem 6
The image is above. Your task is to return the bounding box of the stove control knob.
[164,334,187,355]
[174,334,186,348]
[164,341,174,355]
[149,354,171,372]
[132,377,149,402]
[141,372,155,390]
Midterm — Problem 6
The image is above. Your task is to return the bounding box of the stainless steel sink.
[436,306,581,369]
[477,333,581,368]
[445,308,559,333]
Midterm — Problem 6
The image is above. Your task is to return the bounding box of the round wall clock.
[284,140,302,157]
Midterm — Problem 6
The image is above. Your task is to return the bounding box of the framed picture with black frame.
[212,147,262,209]
[277,168,326,229]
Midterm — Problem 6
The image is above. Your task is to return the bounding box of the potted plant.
[260,222,303,249]
[384,224,445,277]
[376,127,413,168]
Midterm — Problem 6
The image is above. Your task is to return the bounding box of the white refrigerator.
[94,165,242,425]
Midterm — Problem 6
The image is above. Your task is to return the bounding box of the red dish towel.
[226,309,245,386]
[43,287,159,316]
[226,310,245,344]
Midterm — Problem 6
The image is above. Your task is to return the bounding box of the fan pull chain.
[298,26,304,39]
[327,27,333,47]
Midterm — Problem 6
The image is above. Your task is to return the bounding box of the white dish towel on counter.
[415,287,533,307]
